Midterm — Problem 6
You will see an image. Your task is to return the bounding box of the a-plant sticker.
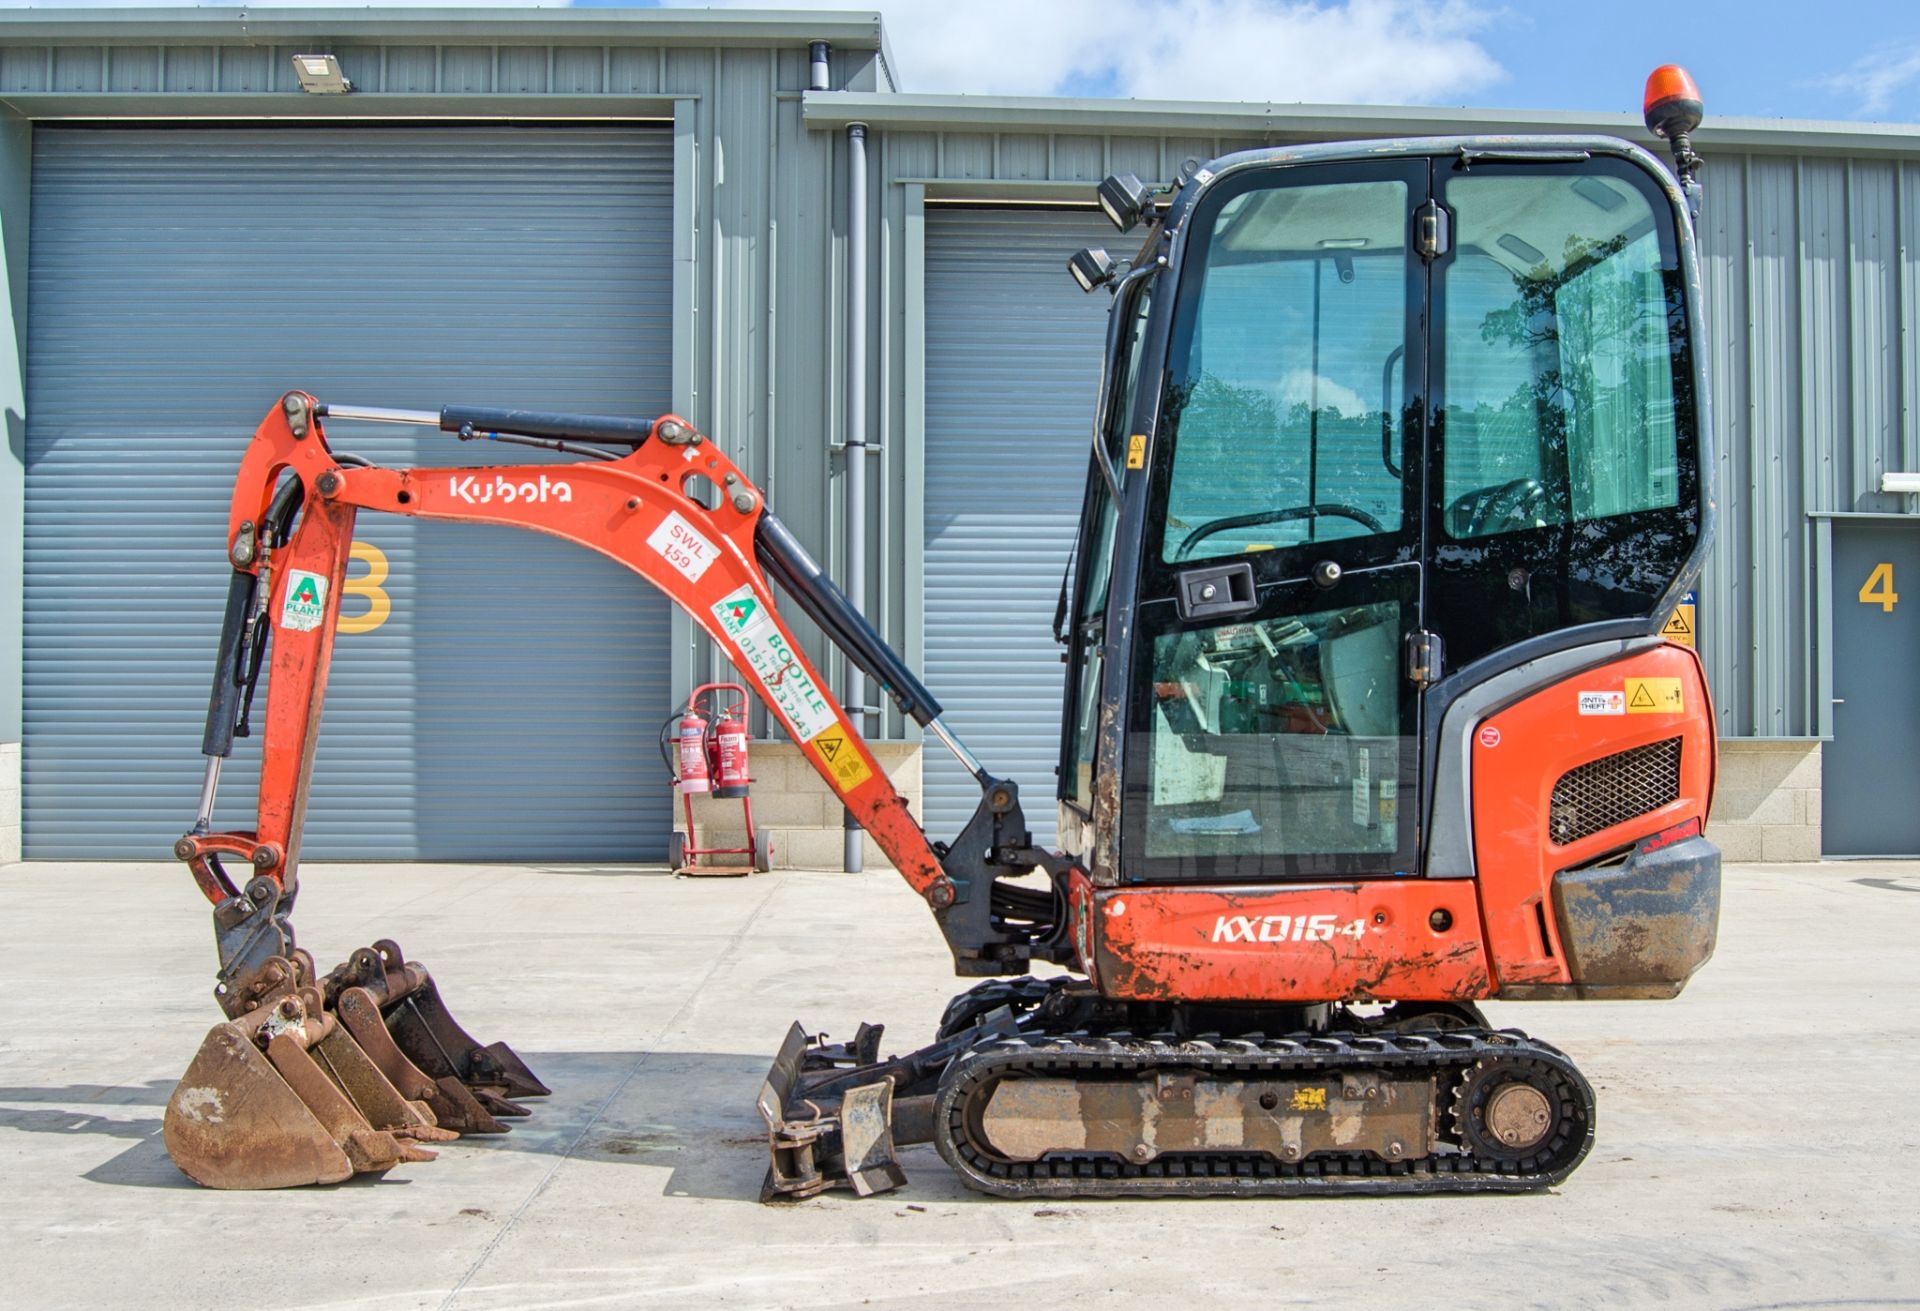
[716,592,761,636]
[280,570,328,632]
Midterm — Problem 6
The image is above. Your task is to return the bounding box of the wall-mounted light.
[1881,471,1920,494]
[291,54,352,94]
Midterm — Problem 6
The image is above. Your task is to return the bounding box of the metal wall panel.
[1688,152,1920,738]
[23,125,674,858]
[921,207,1114,839]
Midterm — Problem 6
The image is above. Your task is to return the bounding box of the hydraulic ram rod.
[316,403,659,448]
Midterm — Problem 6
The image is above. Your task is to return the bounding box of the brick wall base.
[1707,739,1821,862]
[675,740,922,871]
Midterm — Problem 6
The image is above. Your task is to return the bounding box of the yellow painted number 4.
[339,540,393,634]
[1858,562,1898,613]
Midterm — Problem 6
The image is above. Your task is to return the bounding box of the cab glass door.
[1124,160,1429,882]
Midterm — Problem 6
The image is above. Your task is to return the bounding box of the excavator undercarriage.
[762,978,1597,1201]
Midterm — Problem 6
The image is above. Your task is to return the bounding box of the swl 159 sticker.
[647,511,718,582]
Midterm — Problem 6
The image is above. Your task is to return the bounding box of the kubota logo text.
[449,473,574,505]
[1212,914,1368,944]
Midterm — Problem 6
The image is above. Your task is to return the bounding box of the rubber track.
[932,1028,1594,1198]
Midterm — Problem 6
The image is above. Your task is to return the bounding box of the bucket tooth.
[469,1040,552,1101]
[469,1086,533,1118]
[163,987,431,1189]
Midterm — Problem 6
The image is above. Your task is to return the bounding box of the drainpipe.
[843,118,869,874]
[807,41,831,92]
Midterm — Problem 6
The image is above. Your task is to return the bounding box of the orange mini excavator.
[166,69,1721,1198]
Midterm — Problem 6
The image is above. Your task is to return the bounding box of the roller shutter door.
[24,125,674,859]
[923,208,1116,841]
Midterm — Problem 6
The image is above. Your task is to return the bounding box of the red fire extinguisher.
[712,700,751,799]
[676,704,712,795]
[659,683,769,874]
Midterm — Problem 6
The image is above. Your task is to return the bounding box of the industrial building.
[0,7,1913,866]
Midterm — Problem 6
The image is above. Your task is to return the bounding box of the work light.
[1096,173,1151,233]
[1067,247,1117,294]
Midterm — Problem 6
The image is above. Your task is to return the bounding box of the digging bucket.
[163,985,440,1189]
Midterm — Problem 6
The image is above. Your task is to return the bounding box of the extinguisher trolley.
[660,682,771,875]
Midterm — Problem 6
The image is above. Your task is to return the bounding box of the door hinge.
[1414,199,1452,259]
[1406,630,1443,686]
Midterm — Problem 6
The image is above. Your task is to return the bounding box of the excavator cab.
[1061,142,1706,890]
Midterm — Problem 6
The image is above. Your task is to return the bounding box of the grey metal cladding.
[23,124,674,859]
[1691,152,1920,739]
[921,206,1115,841]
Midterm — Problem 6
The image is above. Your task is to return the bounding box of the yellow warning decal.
[1289,1087,1328,1112]
[811,729,875,791]
[1624,677,1684,714]
[1661,605,1695,647]
[1125,434,1147,470]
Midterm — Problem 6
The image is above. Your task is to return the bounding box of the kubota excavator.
[164,68,1720,1199]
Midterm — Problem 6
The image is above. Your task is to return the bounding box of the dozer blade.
[326,939,549,1107]
[757,1022,908,1201]
[164,988,434,1190]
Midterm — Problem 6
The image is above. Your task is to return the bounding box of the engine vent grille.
[1548,736,1683,846]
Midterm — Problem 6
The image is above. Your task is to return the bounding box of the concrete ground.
[2,860,1917,1311]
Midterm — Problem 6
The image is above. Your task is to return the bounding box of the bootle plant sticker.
[710,585,838,742]
[280,570,328,632]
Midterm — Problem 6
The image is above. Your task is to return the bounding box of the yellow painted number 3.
[339,540,393,635]
[1858,562,1898,613]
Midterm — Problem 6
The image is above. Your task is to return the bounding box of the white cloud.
[1818,42,1920,118]
[1277,367,1370,416]
[675,0,1504,104]
[0,0,1505,105]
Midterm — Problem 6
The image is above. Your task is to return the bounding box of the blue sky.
[602,0,1920,123]
[10,0,1919,123]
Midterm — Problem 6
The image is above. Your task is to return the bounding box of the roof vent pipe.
[808,41,831,92]
[843,119,869,874]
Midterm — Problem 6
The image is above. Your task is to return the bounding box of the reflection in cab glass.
[1441,171,1681,540]
[1160,179,1409,564]
[1430,164,1697,669]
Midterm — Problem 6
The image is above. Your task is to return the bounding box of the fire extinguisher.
[675,704,712,795]
[713,700,751,798]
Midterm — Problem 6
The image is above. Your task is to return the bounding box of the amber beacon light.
[1643,64,1705,210]
[1643,65,1704,140]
